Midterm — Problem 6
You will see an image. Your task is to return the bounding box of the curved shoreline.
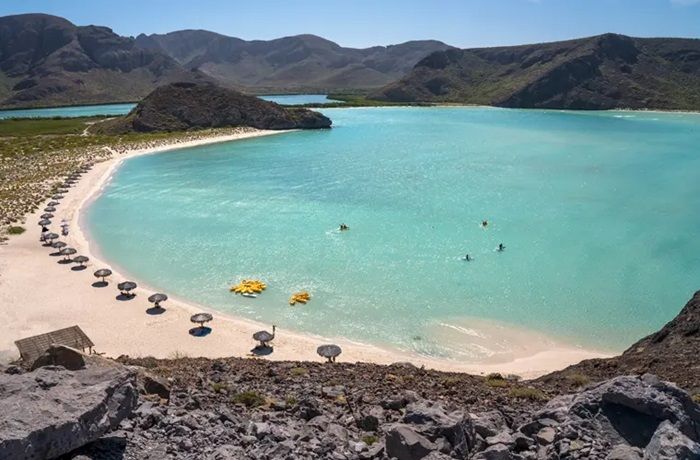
[0,128,612,378]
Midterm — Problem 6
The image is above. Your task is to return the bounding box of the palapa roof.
[14,325,94,363]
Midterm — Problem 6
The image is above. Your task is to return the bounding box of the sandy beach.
[0,128,612,378]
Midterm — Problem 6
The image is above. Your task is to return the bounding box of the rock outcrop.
[0,364,137,459]
[372,33,700,111]
[98,82,332,133]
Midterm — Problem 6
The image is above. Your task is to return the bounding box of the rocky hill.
[97,82,331,133]
[0,14,209,108]
[371,33,700,111]
[135,30,453,92]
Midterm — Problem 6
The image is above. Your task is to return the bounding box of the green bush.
[485,373,508,388]
[362,435,378,446]
[290,366,308,377]
[7,226,25,235]
[232,391,266,408]
[509,387,547,401]
[566,373,591,387]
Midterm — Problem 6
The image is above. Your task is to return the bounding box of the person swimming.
[497,243,505,252]
[339,223,349,231]
[481,220,488,228]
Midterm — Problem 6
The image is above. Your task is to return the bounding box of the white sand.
[0,129,613,378]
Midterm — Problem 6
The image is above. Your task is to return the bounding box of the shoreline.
[0,128,612,378]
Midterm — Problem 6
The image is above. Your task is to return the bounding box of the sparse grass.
[509,387,547,401]
[566,373,591,387]
[0,117,96,137]
[335,394,347,405]
[362,435,378,446]
[693,393,700,404]
[168,351,189,360]
[211,382,229,393]
[485,373,508,388]
[442,376,462,387]
[136,356,159,369]
[285,395,297,407]
[231,390,266,408]
[6,226,25,235]
[290,366,308,377]
[505,374,522,382]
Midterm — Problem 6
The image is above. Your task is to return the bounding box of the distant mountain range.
[134,30,453,93]
[2,14,700,111]
[371,33,700,110]
[0,13,452,108]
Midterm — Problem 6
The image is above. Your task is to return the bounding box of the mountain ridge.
[372,33,700,110]
[134,30,454,92]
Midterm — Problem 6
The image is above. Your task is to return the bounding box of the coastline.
[0,128,612,378]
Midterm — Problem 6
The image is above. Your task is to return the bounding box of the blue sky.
[2,0,699,48]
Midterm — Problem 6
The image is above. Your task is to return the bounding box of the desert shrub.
[566,373,591,387]
[362,435,378,446]
[7,226,25,235]
[290,366,308,377]
[509,387,547,401]
[232,391,266,408]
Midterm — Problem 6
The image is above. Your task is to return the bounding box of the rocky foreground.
[2,293,700,459]
[1,346,700,460]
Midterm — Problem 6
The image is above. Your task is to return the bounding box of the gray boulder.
[403,401,474,457]
[0,364,138,459]
[386,424,436,460]
[643,421,700,460]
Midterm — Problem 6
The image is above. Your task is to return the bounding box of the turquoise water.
[259,94,340,105]
[0,103,135,119]
[0,95,338,119]
[86,107,700,359]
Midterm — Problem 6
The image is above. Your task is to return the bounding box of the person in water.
[481,220,488,228]
[464,254,471,261]
[339,223,349,231]
[497,243,505,252]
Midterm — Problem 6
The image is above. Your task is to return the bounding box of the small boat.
[242,293,258,298]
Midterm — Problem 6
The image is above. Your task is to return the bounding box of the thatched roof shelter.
[14,325,94,364]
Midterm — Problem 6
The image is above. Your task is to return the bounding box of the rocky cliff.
[98,82,332,133]
[372,33,700,111]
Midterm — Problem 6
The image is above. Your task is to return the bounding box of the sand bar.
[0,128,612,378]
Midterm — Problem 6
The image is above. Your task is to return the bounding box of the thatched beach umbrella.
[51,194,63,200]
[253,325,276,348]
[148,293,168,307]
[57,188,69,194]
[41,213,54,219]
[94,268,112,282]
[38,219,51,227]
[47,201,60,206]
[73,255,89,266]
[60,247,77,260]
[190,313,213,328]
[117,281,137,296]
[44,206,56,212]
[44,233,58,242]
[316,344,342,363]
[52,241,67,250]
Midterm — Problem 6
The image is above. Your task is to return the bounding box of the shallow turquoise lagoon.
[258,94,340,105]
[0,103,136,119]
[0,95,337,119]
[86,107,700,360]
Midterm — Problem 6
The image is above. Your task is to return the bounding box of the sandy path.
[0,129,612,378]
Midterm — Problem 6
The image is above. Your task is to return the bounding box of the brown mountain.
[0,14,209,108]
[135,30,454,92]
[97,82,332,133]
[372,33,700,111]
